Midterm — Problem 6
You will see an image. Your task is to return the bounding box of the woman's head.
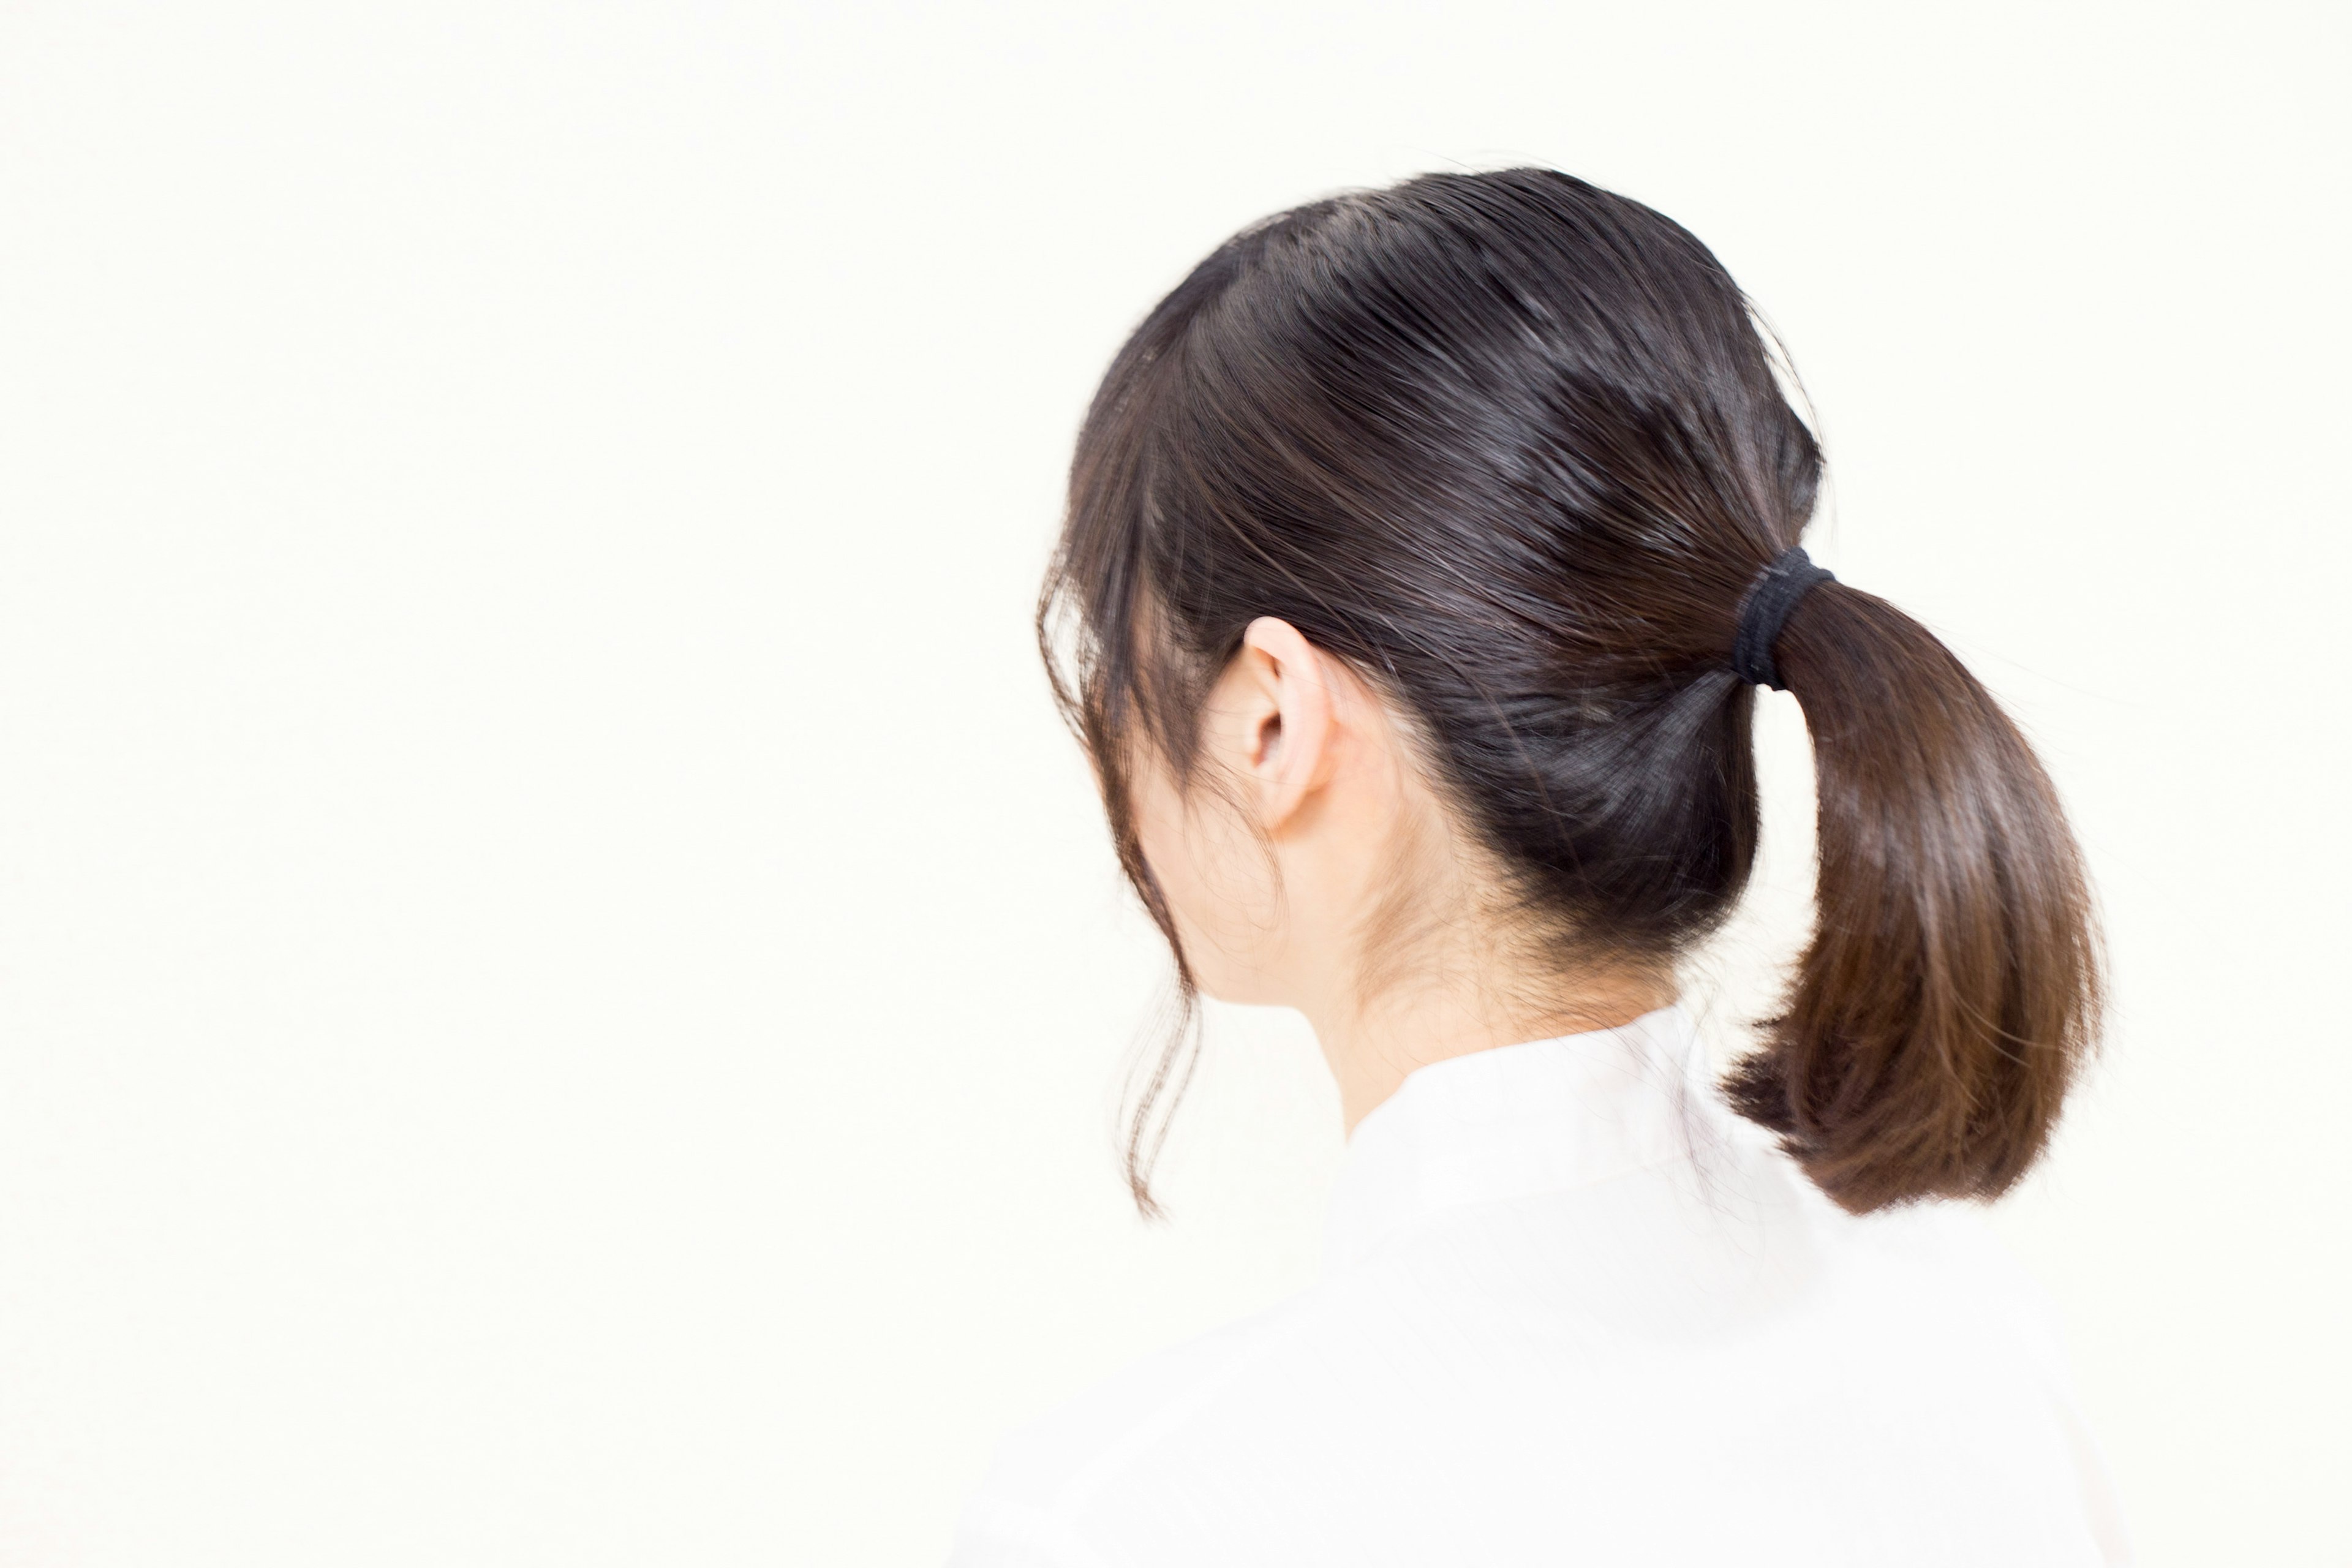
[1041,167,2102,1216]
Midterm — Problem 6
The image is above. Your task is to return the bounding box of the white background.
[0,2,2345,1563]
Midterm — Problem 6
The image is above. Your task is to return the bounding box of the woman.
[949,168,2129,1566]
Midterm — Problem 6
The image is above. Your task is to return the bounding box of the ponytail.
[1723,581,2105,1213]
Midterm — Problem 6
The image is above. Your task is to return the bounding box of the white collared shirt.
[948,1006,2132,1567]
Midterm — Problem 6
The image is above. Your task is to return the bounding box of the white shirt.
[947,1005,2132,1567]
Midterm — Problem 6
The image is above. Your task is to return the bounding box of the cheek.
[1128,765,1279,1000]
[1130,767,1210,939]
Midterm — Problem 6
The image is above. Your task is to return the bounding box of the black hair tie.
[1730,545,1835,692]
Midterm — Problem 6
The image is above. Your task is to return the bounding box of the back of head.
[1042,167,2103,1214]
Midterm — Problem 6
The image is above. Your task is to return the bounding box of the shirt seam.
[1038,1291,1329,1523]
[953,1495,1111,1568]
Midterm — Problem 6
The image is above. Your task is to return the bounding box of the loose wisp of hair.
[1038,167,2103,1218]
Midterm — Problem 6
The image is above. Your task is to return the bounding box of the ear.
[1216,617,1340,834]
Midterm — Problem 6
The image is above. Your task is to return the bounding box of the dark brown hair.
[1039,168,2101,1216]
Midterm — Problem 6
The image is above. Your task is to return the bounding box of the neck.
[1303,957,1678,1135]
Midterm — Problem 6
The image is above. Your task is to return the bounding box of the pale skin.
[1128,617,1678,1135]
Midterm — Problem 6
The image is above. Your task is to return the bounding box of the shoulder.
[967,1295,1315,1510]
[945,1288,1332,1566]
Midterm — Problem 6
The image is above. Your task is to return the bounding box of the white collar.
[1321,1004,1719,1273]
